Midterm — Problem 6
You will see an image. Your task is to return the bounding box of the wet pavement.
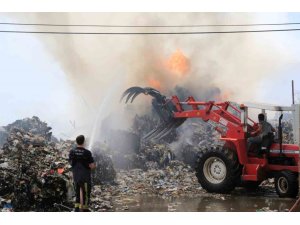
[90,168,298,212]
[113,188,295,212]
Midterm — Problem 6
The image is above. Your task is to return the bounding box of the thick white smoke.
[5,13,295,145]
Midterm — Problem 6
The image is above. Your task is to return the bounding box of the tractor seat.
[260,133,274,154]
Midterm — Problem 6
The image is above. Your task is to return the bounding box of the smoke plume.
[6,13,294,144]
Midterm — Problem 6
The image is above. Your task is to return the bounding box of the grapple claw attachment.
[143,121,173,140]
[121,86,166,103]
[145,119,186,141]
[120,86,145,103]
[121,86,186,141]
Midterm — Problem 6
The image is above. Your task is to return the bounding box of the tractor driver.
[247,113,276,152]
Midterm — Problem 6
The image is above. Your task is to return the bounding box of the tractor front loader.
[121,87,300,198]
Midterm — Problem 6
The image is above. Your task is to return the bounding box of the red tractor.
[121,87,300,197]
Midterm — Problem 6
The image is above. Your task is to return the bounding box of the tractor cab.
[242,102,300,157]
[239,102,300,197]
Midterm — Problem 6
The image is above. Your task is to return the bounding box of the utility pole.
[292,80,295,105]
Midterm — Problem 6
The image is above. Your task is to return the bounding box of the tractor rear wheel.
[275,171,298,198]
[195,147,241,193]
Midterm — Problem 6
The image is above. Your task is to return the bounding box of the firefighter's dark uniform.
[69,147,94,211]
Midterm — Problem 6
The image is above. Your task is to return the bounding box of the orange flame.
[147,78,161,90]
[166,49,190,77]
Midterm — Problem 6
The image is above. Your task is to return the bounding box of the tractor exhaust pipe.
[278,114,283,155]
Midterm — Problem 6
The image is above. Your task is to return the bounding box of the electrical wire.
[0,28,300,35]
[1,21,300,28]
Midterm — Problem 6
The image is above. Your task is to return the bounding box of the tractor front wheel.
[275,171,298,198]
[196,147,241,193]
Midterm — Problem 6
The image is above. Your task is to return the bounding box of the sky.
[253,13,300,105]
[0,26,74,137]
[0,12,300,138]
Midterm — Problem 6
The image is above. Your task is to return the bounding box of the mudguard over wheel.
[275,170,298,198]
[196,147,241,193]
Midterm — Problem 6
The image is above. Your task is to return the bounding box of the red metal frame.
[169,96,299,181]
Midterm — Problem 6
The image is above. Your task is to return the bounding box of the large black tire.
[275,171,298,198]
[195,147,241,193]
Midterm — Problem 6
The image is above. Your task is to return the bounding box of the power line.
[1,21,300,28]
[1,28,300,35]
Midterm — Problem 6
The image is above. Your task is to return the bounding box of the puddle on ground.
[114,188,295,212]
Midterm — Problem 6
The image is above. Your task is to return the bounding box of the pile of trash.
[4,116,55,142]
[89,160,203,212]
[125,114,219,170]
[0,127,8,148]
[116,160,201,198]
[91,144,117,185]
[0,128,72,211]
[138,142,175,170]
[0,116,117,212]
[90,185,116,211]
[94,110,223,174]
[1,112,297,212]
[99,130,141,170]
[98,110,220,172]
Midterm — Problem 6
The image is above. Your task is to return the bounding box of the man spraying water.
[69,135,96,212]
